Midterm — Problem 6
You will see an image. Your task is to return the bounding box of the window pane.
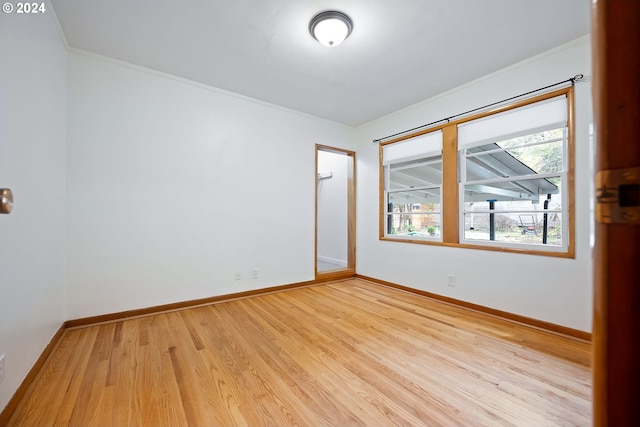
[463,176,561,204]
[382,129,444,242]
[466,129,564,179]
[496,130,564,174]
[463,194,562,212]
[388,188,441,207]
[386,213,441,237]
[463,195,563,247]
[388,155,442,190]
[463,212,563,246]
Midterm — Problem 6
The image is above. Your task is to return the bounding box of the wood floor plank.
[282,286,504,425]
[6,279,591,426]
[232,297,394,426]
[218,301,355,426]
[8,327,98,427]
[254,291,461,425]
[217,301,341,427]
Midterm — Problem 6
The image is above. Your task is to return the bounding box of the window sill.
[380,236,575,258]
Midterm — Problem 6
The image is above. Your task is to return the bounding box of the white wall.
[0,19,593,414]
[355,37,593,332]
[317,150,349,267]
[0,4,68,412]
[65,53,353,319]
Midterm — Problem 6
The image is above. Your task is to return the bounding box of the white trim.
[67,48,349,128]
[459,238,567,252]
[386,210,442,215]
[317,256,347,268]
[464,172,563,187]
[46,0,71,50]
[385,232,443,242]
[387,185,441,194]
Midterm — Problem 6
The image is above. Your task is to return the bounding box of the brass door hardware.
[595,167,640,224]
[1,188,13,214]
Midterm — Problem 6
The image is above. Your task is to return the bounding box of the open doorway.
[315,145,355,279]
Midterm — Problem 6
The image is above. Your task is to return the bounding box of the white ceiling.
[50,0,590,126]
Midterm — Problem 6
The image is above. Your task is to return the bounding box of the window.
[458,95,569,251]
[382,131,443,240]
[379,88,574,257]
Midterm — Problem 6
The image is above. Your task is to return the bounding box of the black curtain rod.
[372,74,584,144]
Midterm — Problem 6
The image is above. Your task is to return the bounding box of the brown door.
[592,0,640,425]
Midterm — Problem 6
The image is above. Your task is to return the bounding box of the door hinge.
[595,167,640,224]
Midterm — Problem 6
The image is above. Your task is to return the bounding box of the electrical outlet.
[447,274,455,287]
[251,269,259,279]
[234,270,242,280]
[0,354,6,384]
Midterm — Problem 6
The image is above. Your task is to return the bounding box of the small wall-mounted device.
[1,188,13,214]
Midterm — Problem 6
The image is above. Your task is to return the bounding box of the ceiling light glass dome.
[309,11,353,47]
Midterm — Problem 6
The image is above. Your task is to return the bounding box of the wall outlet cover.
[447,274,456,287]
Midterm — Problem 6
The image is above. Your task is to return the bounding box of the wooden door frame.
[315,145,356,280]
[592,0,640,425]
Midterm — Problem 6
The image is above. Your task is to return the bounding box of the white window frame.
[457,95,569,252]
[382,130,443,242]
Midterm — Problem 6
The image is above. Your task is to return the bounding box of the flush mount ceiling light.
[309,11,353,47]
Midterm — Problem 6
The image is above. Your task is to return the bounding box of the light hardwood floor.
[7,279,591,426]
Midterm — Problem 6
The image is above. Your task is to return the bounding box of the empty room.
[1,0,638,425]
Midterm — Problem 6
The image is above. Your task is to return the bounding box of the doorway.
[315,145,355,279]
